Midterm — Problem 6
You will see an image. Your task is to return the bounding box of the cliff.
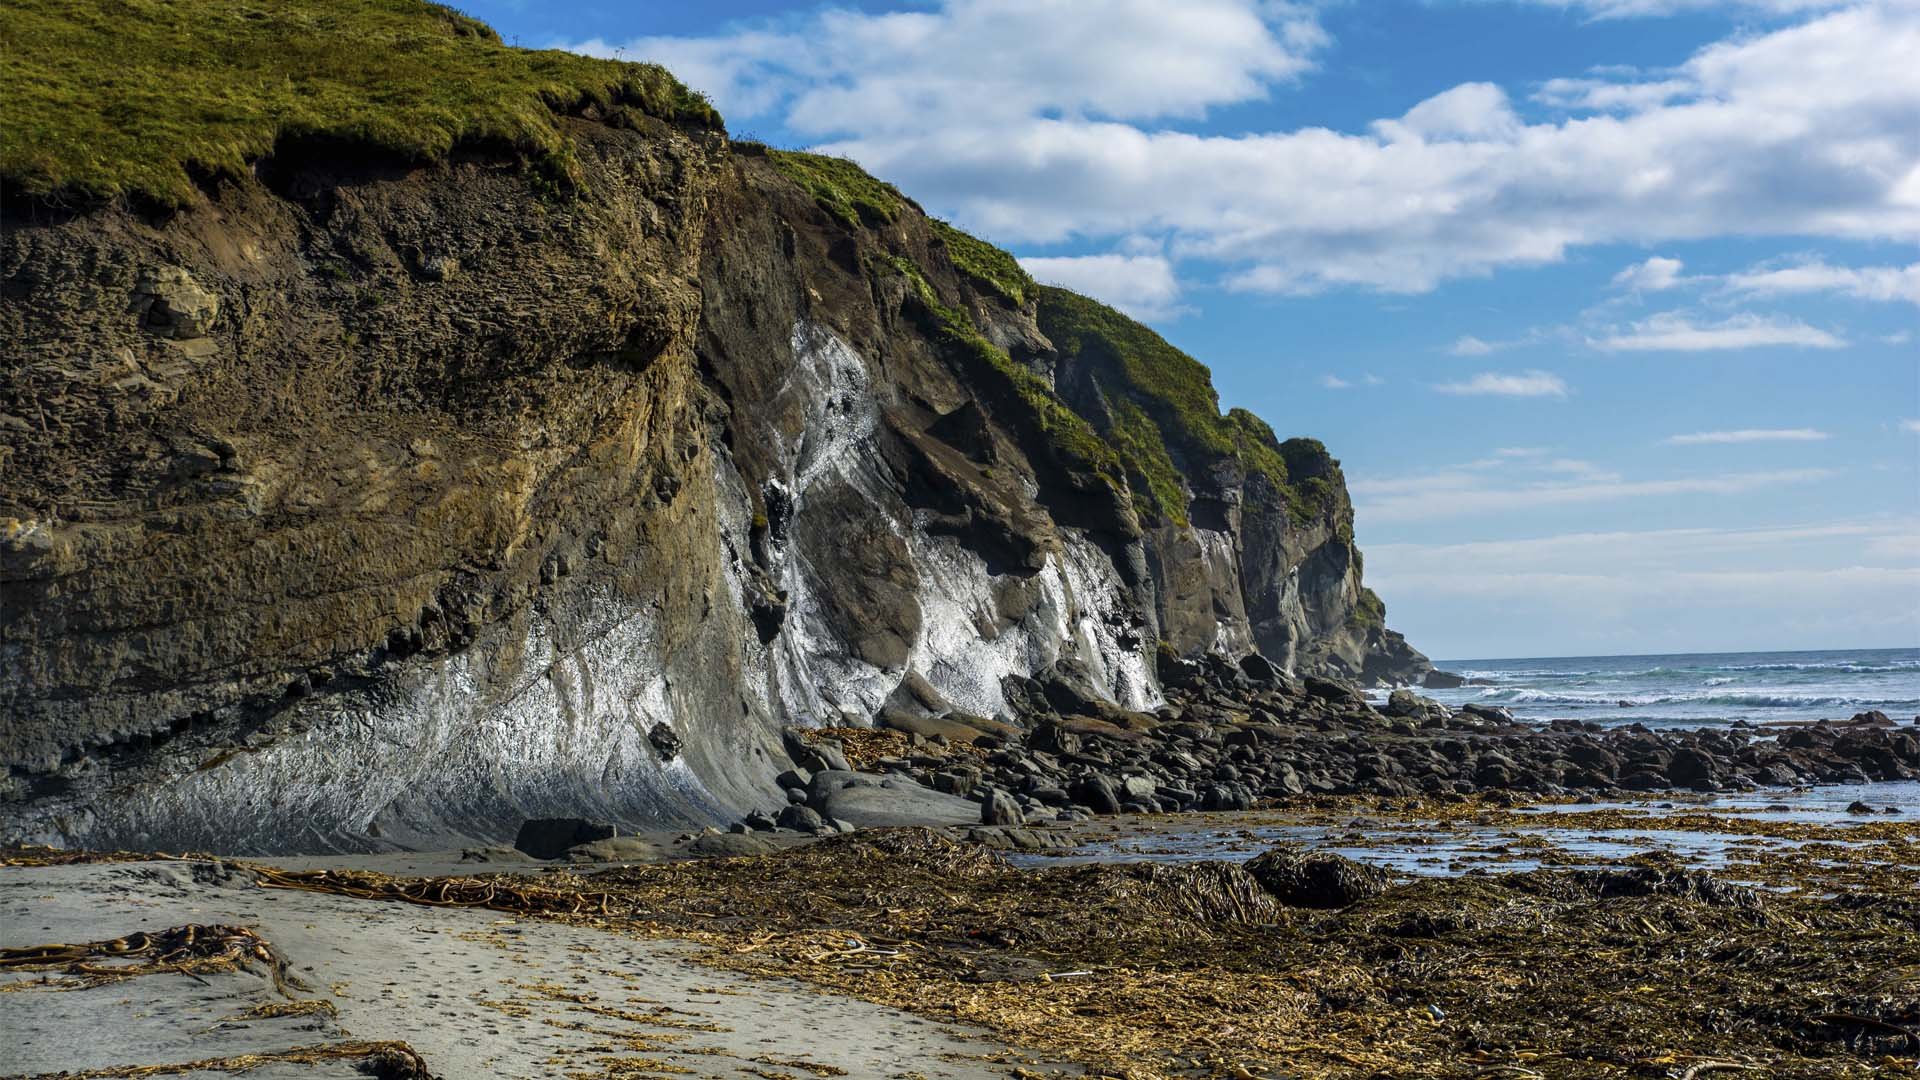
[0,0,1431,852]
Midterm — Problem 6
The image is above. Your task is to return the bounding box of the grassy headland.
[0,0,718,206]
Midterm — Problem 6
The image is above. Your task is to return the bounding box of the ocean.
[1416,647,1920,728]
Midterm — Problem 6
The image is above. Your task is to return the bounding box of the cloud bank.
[587,1,1920,298]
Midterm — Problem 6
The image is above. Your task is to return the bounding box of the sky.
[469,0,1918,660]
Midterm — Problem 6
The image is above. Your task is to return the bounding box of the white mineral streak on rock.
[905,534,1058,718]
[1054,532,1159,711]
[759,322,895,721]
[1194,527,1254,657]
[751,322,1159,724]
[86,580,739,852]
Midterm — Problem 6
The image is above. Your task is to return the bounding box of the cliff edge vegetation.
[0,0,719,207]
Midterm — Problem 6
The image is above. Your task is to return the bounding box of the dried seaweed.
[0,924,301,995]
[2,1040,434,1079]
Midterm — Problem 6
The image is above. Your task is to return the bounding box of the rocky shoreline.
[736,658,1920,842]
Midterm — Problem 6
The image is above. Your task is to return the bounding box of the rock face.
[0,115,1429,852]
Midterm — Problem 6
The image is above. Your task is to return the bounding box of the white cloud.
[1724,259,1920,306]
[1449,335,1497,356]
[1667,427,1832,444]
[1018,253,1183,319]
[1535,76,1692,112]
[1591,311,1846,351]
[1434,370,1570,397]
[608,4,1920,295]
[1884,331,1915,344]
[1374,82,1523,142]
[1506,0,1853,19]
[1354,465,1833,523]
[1611,255,1687,291]
[1902,418,1920,433]
[1363,373,1387,386]
[590,0,1325,135]
[1320,374,1353,389]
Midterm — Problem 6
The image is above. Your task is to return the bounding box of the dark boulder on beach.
[514,818,616,860]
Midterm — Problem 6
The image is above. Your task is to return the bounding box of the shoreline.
[6,785,1917,1079]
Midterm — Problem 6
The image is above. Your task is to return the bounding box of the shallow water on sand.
[1012,781,1919,880]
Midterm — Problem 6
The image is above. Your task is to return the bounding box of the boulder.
[1384,689,1426,719]
[981,789,1024,826]
[1667,747,1718,790]
[1070,774,1123,815]
[513,817,616,860]
[1238,653,1287,686]
[1460,703,1515,725]
[1244,847,1389,909]
[807,771,982,828]
[1422,670,1467,690]
[1304,676,1364,708]
[685,832,776,858]
[777,804,828,833]
[878,707,996,744]
[564,836,659,863]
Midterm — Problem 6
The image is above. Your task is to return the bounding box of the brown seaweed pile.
[566,826,1917,1079]
[4,1041,434,1080]
[0,923,298,994]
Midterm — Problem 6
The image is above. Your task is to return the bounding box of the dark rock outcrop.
[514,818,616,861]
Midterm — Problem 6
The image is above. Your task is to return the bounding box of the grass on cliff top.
[930,218,1033,307]
[763,149,1033,308]
[1036,285,1344,526]
[764,148,911,229]
[882,254,1124,487]
[0,0,719,207]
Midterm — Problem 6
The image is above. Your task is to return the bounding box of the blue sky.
[470,0,1918,659]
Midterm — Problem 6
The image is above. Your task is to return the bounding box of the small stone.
[647,722,683,761]
[777,804,827,832]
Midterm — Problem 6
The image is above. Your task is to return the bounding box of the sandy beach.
[0,855,1075,1079]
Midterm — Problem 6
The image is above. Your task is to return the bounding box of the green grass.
[0,0,719,207]
[1351,586,1386,633]
[1035,286,1350,525]
[760,151,1029,307]
[1107,401,1191,525]
[929,219,1032,307]
[881,255,1123,488]
[765,149,911,229]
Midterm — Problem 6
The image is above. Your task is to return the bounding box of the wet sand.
[0,857,1075,1079]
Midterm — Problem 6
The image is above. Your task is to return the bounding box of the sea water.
[1419,647,1919,728]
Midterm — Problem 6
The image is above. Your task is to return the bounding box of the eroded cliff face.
[0,117,1427,852]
